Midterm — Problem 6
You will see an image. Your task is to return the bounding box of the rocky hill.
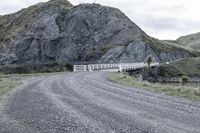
[0,0,199,65]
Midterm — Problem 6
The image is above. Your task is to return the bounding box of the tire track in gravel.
[0,72,200,133]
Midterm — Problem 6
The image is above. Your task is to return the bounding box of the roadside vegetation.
[0,62,73,74]
[0,72,56,104]
[145,55,153,75]
[108,72,200,101]
[0,74,21,103]
[0,79,21,102]
[180,76,190,86]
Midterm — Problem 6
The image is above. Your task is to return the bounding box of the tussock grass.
[108,72,200,101]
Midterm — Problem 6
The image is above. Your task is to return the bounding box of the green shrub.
[145,55,153,76]
[146,55,153,66]
[64,63,73,71]
[180,76,190,85]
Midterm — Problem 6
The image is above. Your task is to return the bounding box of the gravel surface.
[0,72,200,133]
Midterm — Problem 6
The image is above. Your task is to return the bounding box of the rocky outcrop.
[0,0,198,65]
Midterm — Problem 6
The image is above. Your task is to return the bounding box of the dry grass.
[108,72,200,101]
[0,72,55,103]
[0,80,21,102]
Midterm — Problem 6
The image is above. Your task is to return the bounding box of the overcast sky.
[0,0,200,40]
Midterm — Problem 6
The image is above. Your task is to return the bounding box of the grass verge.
[0,72,56,103]
[108,72,200,101]
[0,80,21,102]
[0,72,55,79]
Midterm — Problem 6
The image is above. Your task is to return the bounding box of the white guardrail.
[73,62,159,72]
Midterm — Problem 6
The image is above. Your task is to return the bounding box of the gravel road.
[0,72,200,133]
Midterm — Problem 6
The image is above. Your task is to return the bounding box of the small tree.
[180,76,190,86]
[145,55,153,75]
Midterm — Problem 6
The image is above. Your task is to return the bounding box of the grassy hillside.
[164,32,200,51]
[177,32,200,51]
[143,35,200,57]
[160,57,200,77]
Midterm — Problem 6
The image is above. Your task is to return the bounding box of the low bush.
[180,76,190,85]
[0,62,73,74]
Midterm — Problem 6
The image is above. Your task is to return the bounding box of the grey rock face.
[100,40,191,63]
[159,50,190,62]
[0,0,197,65]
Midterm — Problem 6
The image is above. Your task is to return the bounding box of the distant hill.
[176,32,200,51]
[0,0,199,65]
[164,32,200,51]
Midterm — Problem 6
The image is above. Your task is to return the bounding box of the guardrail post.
[88,65,93,71]
[92,65,94,70]
[106,64,108,68]
[73,65,77,72]
[119,64,123,72]
[84,65,87,71]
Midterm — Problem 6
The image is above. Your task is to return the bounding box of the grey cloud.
[143,17,200,32]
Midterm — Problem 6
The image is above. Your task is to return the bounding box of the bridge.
[73,62,160,72]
